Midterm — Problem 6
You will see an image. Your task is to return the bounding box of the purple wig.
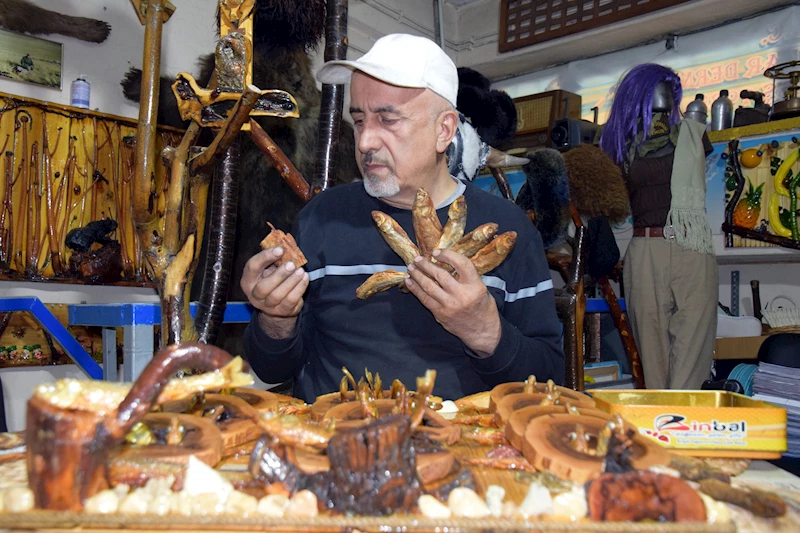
[599,64,683,165]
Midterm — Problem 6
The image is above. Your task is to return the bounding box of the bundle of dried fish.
[356,188,517,299]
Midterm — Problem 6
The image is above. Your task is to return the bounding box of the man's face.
[349,72,445,199]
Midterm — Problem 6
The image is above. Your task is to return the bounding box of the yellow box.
[591,390,787,459]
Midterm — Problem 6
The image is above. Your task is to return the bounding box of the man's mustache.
[361,152,390,168]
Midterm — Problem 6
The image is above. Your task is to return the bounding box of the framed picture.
[0,29,63,90]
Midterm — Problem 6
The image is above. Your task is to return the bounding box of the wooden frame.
[499,0,692,53]
[0,29,63,90]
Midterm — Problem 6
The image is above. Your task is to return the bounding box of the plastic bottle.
[710,90,733,131]
[70,75,90,109]
[685,94,708,125]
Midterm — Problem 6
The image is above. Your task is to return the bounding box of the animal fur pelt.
[562,144,630,225]
[0,0,110,43]
[121,0,359,303]
[456,67,517,147]
[515,149,570,248]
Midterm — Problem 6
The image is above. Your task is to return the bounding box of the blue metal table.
[69,302,254,381]
[0,297,103,379]
[2,297,624,382]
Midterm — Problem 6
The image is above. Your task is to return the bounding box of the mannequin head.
[652,81,675,113]
[599,64,683,164]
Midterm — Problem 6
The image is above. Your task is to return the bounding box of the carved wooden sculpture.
[26,343,247,510]
[129,0,302,345]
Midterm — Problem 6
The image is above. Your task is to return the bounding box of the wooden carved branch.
[131,0,169,228]
[721,222,800,250]
[598,276,645,389]
[248,119,311,202]
[189,84,261,175]
[163,121,201,256]
[312,0,349,195]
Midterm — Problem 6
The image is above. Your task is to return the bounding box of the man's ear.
[435,110,459,154]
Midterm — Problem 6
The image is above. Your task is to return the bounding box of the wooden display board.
[0,92,183,285]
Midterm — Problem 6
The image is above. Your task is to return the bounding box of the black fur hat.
[456,67,517,147]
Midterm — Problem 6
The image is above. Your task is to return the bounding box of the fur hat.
[563,144,630,224]
[456,67,517,147]
[515,149,571,248]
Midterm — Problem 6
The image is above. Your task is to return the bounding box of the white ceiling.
[445,0,484,6]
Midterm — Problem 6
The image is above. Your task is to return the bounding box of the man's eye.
[381,117,396,125]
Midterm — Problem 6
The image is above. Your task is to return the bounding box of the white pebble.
[84,490,120,514]
[285,490,318,517]
[170,491,193,516]
[448,487,491,518]
[516,482,552,518]
[225,490,258,516]
[257,494,290,517]
[418,494,451,518]
[118,490,149,514]
[112,484,131,499]
[190,492,225,517]
[484,485,506,517]
[549,487,587,520]
[147,492,173,516]
[3,487,34,513]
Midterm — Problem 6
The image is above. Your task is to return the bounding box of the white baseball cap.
[316,33,458,108]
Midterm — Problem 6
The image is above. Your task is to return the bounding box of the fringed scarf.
[625,114,713,255]
[664,118,714,255]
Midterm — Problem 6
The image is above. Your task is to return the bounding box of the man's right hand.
[241,246,309,339]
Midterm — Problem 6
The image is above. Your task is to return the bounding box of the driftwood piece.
[326,414,422,515]
[26,343,239,511]
[249,119,311,201]
[597,276,645,388]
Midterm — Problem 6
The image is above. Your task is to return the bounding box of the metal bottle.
[685,93,708,125]
[70,75,90,109]
[710,89,733,131]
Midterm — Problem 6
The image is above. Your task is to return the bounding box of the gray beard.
[363,173,400,198]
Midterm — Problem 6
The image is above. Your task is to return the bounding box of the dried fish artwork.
[357,188,517,299]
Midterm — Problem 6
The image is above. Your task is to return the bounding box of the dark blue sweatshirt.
[243,180,564,402]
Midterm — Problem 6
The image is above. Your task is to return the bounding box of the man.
[241,34,563,402]
[19,53,33,71]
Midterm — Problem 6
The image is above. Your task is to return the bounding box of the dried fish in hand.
[372,211,420,265]
[412,188,443,256]
[436,196,467,250]
[451,223,499,258]
[356,270,409,300]
[470,231,517,276]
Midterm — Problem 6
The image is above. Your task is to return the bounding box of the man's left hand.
[405,248,501,357]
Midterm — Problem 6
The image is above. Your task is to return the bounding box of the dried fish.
[356,270,409,300]
[470,231,517,276]
[412,188,442,256]
[451,223,499,258]
[436,196,467,250]
[372,211,420,265]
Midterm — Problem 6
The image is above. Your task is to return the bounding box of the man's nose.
[357,120,381,155]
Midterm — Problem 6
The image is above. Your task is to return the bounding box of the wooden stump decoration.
[326,414,422,515]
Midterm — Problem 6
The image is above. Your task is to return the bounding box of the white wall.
[0,0,219,119]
